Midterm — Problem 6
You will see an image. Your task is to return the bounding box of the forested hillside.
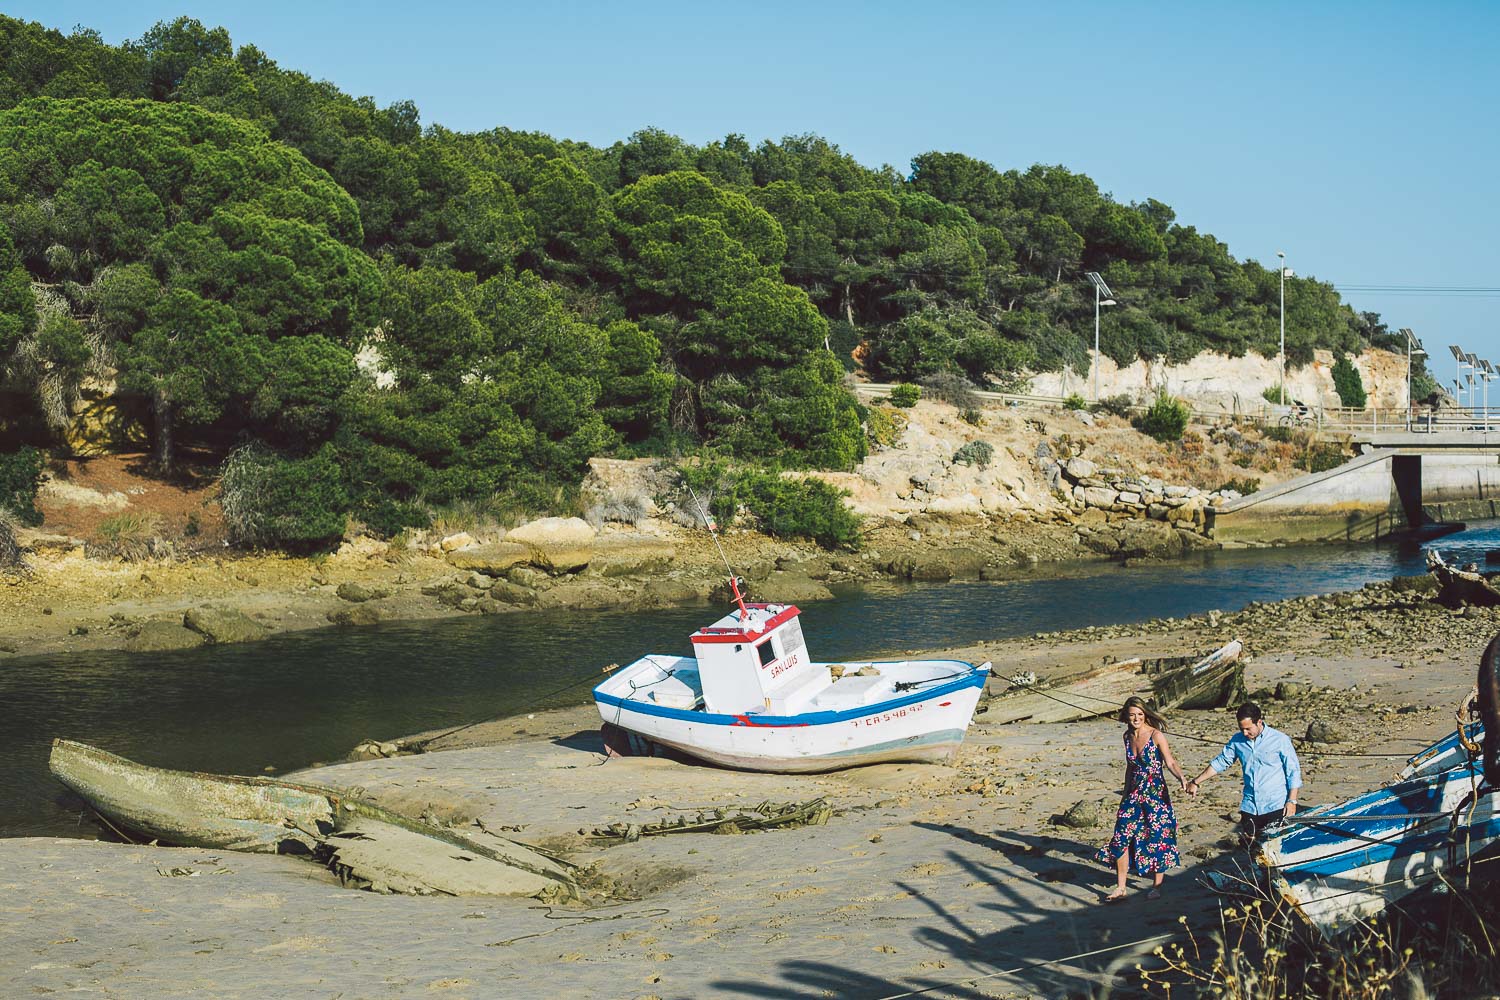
[0,15,1411,550]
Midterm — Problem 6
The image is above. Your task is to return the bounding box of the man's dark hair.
[1236,702,1263,723]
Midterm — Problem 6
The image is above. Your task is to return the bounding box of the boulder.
[642,578,706,606]
[507,516,596,573]
[125,620,208,652]
[1115,520,1184,560]
[1057,798,1114,829]
[439,532,475,552]
[327,605,383,627]
[1305,720,1344,744]
[886,548,988,581]
[1082,532,1120,555]
[1064,457,1097,480]
[183,607,267,644]
[1081,486,1119,508]
[753,571,834,604]
[489,579,540,606]
[446,542,531,576]
[584,538,677,578]
[1274,681,1308,700]
[506,566,553,589]
[534,578,640,610]
[464,572,495,590]
[336,582,389,603]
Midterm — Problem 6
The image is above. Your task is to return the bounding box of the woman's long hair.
[1118,695,1166,731]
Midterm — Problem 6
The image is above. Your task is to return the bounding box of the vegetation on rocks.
[1135,391,1191,442]
[1331,354,1367,409]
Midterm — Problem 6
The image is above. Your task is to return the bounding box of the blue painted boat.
[1258,724,1497,935]
[593,597,990,773]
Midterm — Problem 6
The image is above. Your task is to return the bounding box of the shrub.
[1332,355,1367,409]
[1093,394,1134,418]
[952,441,994,469]
[919,372,980,410]
[740,472,862,551]
[585,489,651,529]
[0,446,44,527]
[888,383,921,408]
[1216,476,1261,495]
[1179,430,1204,456]
[1261,384,1288,405]
[221,445,350,552]
[960,407,983,426]
[1297,440,1346,473]
[0,508,22,571]
[1265,425,1293,443]
[1135,391,1190,442]
[1064,393,1088,411]
[864,404,907,449]
[90,512,162,561]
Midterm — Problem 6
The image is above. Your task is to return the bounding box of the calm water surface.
[10,523,1500,838]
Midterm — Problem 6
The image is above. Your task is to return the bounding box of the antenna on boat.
[684,481,750,621]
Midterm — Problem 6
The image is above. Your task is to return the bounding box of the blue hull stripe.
[1282,816,1500,881]
[595,662,986,726]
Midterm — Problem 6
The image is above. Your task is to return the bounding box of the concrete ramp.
[1211,452,1411,545]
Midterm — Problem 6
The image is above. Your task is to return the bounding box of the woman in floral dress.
[1095,696,1185,900]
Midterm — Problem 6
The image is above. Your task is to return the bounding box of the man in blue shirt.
[1187,702,1302,844]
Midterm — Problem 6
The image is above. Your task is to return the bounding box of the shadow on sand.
[710,823,1259,999]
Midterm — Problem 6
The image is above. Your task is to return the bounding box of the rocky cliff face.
[1027,347,1410,412]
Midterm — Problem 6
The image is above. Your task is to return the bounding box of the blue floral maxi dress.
[1094,732,1180,875]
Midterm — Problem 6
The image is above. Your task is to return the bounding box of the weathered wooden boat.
[592,584,990,773]
[49,739,577,899]
[1258,744,1498,936]
[984,639,1244,725]
[1426,548,1500,607]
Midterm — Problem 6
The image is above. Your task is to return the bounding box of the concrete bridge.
[1211,431,1500,545]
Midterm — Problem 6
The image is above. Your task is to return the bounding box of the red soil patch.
[38,452,229,550]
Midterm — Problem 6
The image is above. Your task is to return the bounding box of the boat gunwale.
[594,658,987,726]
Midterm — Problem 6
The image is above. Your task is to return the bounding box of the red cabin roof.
[690,603,802,644]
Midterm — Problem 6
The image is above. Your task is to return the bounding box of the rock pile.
[1036,451,1240,559]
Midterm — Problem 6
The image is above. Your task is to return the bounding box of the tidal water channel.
[10,523,1500,839]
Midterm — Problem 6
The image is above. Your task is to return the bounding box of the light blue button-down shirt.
[1210,723,1302,815]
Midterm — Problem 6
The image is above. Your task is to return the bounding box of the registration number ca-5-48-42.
[853,702,925,727]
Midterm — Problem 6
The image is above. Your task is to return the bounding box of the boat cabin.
[688,603,830,716]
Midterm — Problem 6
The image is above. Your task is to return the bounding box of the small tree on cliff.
[1332,354,1367,409]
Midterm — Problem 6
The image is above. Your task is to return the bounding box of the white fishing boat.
[592,584,990,773]
[1258,724,1499,936]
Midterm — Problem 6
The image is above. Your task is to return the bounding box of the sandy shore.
[2,588,1487,999]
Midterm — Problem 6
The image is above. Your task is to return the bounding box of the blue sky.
[13,1,1500,371]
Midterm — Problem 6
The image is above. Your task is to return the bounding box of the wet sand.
[2,604,1487,999]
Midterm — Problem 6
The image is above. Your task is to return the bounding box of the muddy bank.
[0,513,1100,660]
[3,595,1485,998]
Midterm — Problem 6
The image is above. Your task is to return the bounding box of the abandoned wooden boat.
[1258,744,1499,936]
[984,639,1244,725]
[1426,549,1500,607]
[49,739,577,899]
[592,584,990,773]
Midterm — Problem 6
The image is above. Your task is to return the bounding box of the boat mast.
[684,482,750,621]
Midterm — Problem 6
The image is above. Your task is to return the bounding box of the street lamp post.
[1482,361,1496,431]
[1276,252,1291,406]
[1085,272,1115,401]
[1400,328,1424,431]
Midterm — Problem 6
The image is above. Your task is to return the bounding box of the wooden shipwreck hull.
[49,739,577,899]
[985,639,1244,724]
[1426,549,1500,608]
